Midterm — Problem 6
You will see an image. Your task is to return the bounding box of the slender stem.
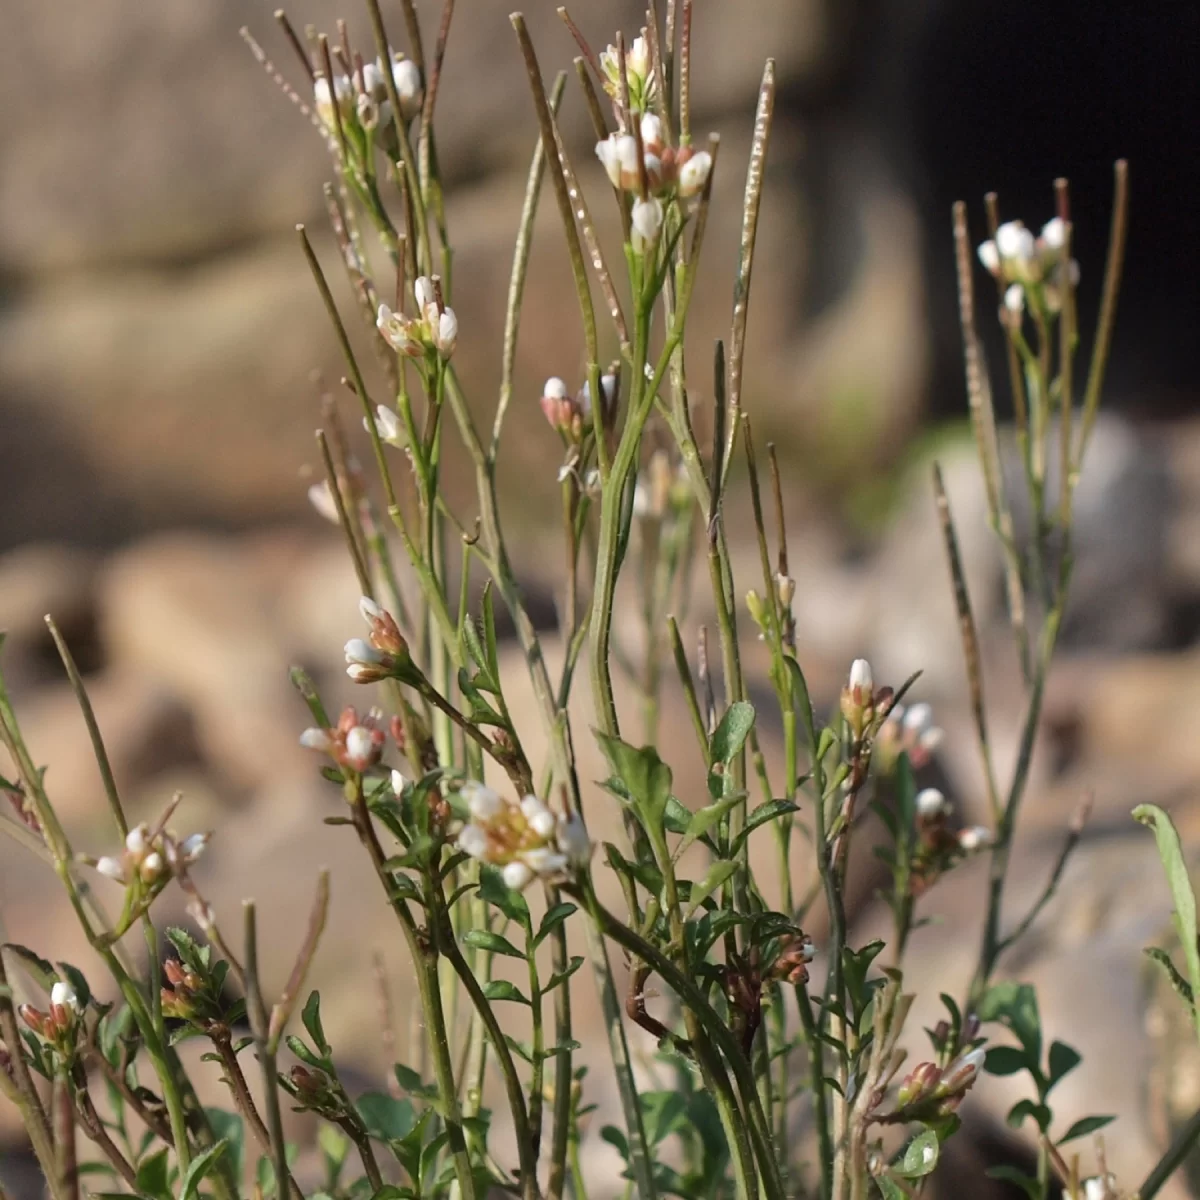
[546,907,574,1200]
[1140,1101,1200,1200]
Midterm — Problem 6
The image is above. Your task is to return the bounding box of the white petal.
[543,376,568,401]
[502,860,535,890]
[125,825,148,855]
[95,856,126,882]
[345,638,384,665]
[307,481,341,525]
[976,240,1000,274]
[464,783,503,822]
[848,658,873,693]
[344,726,377,767]
[557,814,591,864]
[413,277,435,311]
[51,981,78,1011]
[458,824,489,859]
[902,703,932,734]
[678,150,712,198]
[179,832,209,862]
[1040,216,1066,250]
[360,595,384,623]
[300,728,333,753]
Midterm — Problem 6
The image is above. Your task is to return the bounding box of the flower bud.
[300,727,333,753]
[344,725,384,772]
[51,981,79,1013]
[630,197,663,251]
[916,788,951,819]
[595,134,640,190]
[125,825,148,856]
[849,658,872,694]
[380,54,423,122]
[433,308,458,358]
[995,220,1035,269]
[957,825,992,853]
[1040,216,1066,251]
[139,852,164,884]
[95,855,126,882]
[376,303,422,356]
[366,404,403,445]
[1003,283,1025,316]
[677,149,713,199]
[977,239,1000,275]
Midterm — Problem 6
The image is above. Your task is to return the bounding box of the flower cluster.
[875,701,945,775]
[314,51,423,139]
[891,1044,987,1120]
[159,958,205,1022]
[301,705,390,773]
[92,822,208,888]
[345,596,412,683]
[19,981,81,1051]
[977,218,1079,316]
[907,787,993,894]
[540,373,618,443]
[599,34,656,112]
[455,783,590,890]
[377,275,458,360]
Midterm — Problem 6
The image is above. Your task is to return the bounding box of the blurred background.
[2,1,1199,1196]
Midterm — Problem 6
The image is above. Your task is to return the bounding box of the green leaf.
[677,794,742,857]
[205,1109,245,1180]
[544,956,585,993]
[731,799,800,855]
[3,943,56,991]
[1046,1040,1081,1091]
[393,1063,438,1101]
[710,702,755,765]
[899,1129,939,1177]
[135,1147,171,1200]
[875,1176,908,1200]
[180,1138,228,1200]
[684,860,739,920]
[596,733,673,830]
[478,865,529,923]
[1057,1114,1115,1145]
[357,1092,416,1142]
[534,903,577,948]
[984,1045,1029,1078]
[483,980,530,1005]
[1135,802,1200,1044]
[639,1090,690,1148]
[301,991,330,1056]
[978,981,1042,1063]
[57,963,92,1009]
[985,1165,1041,1198]
[462,930,524,959]
[1006,1098,1051,1133]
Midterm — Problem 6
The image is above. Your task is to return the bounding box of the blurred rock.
[4,668,196,834]
[96,532,312,790]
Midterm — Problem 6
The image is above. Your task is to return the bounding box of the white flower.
[300,727,333,753]
[977,239,1000,275]
[958,825,992,852]
[307,480,341,525]
[95,856,126,882]
[51,981,79,1012]
[631,197,663,251]
[995,220,1035,266]
[627,35,650,77]
[522,846,568,876]
[366,405,403,445]
[543,376,568,402]
[376,303,421,356]
[313,73,353,127]
[1004,283,1025,315]
[345,638,385,666]
[391,768,407,797]
[433,308,458,358]
[413,276,435,312]
[596,134,639,190]
[360,595,384,623]
[380,55,423,122]
[125,825,148,856]
[1040,216,1066,250]
[1083,1177,1116,1200]
[916,788,950,819]
[521,796,557,839]
[849,659,873,694]
[503,860,535,891]
[640,113,664,148]
[677,150,713,199]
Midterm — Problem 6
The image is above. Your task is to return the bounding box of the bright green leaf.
[462,930,524,959]
[710,702,755,765]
